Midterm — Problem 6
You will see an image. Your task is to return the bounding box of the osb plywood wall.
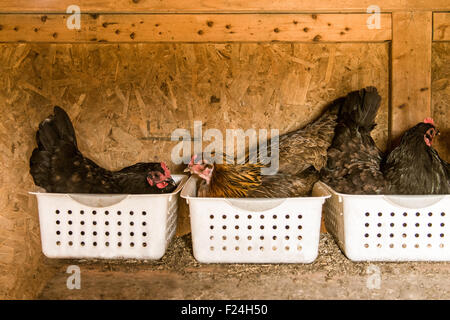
[432,43,450,162]
[0,42,389,298]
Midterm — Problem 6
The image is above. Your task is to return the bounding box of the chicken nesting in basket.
[29,106,177,194]
[180,93,353,263]
[317,87,450,262]
[320,86,450,195]
[29,107,186,260]
[184,96,342,198]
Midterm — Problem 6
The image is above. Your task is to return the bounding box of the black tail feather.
[29,148,52,190]
[53,106,77,147]
[31,106,78,191]
[36,118,59,151]
[338,86,381,133]
[321,87,385,194]
[36,106,77,151]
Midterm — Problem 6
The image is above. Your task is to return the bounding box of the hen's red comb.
[188,154,198,166]
[424,118,435,125]
[160,162,171,177]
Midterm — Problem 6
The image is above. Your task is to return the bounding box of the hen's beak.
[184,167,191,173]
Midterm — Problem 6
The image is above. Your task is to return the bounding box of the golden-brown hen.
[185,96,343,198]
[189,154,320,198]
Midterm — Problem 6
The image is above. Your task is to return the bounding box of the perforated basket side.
[187,198,325,263]
[342,197,450,261]
[36,194,171,259]
[33,175,187,260]
[320,182,450,261]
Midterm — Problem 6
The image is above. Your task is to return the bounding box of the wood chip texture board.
[0,42,389,298]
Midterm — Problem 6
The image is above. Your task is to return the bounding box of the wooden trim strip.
[390,11,432,144]
[0,13,392,43]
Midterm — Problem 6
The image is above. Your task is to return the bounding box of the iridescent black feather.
[30,106,176,194]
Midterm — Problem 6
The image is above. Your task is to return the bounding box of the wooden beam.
[0,13,391,43]
[391,11,432,145]
[433,12,450,41]
[0,0,448,13]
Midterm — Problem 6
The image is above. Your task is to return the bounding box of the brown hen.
[185,97,342,198]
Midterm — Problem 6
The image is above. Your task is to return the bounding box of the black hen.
[29,106,177,194]
[320,87,386,194]
[321,87,450,195]
[383,120,450,194]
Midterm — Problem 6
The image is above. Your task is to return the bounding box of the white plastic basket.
[317,182,450,261]
[31,175,187,260]
[181,176,330,263]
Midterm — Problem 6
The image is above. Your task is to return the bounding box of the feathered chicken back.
[275,98,341,175]
[30,106,176,194]
[320,87,387,194]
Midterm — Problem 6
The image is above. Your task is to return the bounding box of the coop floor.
[38,233,450,300]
